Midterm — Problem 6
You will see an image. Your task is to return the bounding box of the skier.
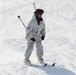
[24,9,47,66]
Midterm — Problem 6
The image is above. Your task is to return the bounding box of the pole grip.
[33,3,36,10]
[18,16,27,28]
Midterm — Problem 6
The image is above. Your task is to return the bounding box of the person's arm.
[26,20,35,41]
[41,21,46,40]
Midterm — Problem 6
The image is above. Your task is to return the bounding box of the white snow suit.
[25,14,45,59]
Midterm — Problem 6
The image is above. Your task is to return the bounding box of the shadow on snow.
[29,64,76,75]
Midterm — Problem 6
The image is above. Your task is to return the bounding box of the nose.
[38,14,42,18]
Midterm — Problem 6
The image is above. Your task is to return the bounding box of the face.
[37,14,42,18]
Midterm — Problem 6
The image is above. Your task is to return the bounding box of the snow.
[0,0,76,75]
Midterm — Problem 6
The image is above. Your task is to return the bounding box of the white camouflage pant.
[25,39,43,58]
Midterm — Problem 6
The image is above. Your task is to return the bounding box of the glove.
[30,38,35,42]
[41,36,45,40]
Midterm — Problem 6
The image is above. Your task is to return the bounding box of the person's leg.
[36,41,44,63]
[36,41,47,66]
[24,40,34,64]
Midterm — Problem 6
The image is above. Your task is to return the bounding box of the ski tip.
[43,63,56,67]
[43,63,47,66]
[52,63,56,66]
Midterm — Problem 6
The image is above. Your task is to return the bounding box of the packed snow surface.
[0,0,76,75]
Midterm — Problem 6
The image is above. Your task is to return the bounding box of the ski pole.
[33,3,36,10]
[17,15,27,28]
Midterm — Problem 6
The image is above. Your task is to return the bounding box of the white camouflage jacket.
[26,14,45,42]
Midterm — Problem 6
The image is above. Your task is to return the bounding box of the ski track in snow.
[0,0,76,75]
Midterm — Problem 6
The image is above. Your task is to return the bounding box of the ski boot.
[38,57,47,66]
[24,57,31,65]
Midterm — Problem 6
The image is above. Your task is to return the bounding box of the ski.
[43,63,47,66]
[43,63,55,67]
[52,63,56,66]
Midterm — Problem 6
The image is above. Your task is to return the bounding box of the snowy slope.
[0,0,76,75]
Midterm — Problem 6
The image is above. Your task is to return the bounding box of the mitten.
[31,38,35,42]
[41,36,45,40]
